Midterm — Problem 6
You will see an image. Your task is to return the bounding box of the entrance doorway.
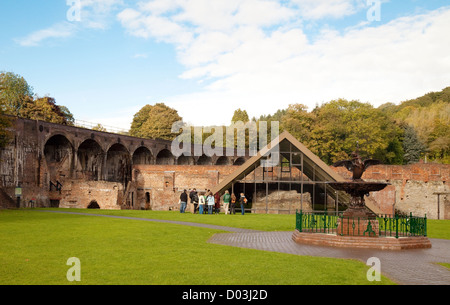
[87,200,100,209]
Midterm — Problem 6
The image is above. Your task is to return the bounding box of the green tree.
[402,125,426,164]
[130,103,182,140]
[309,99,400,164]
[231,108,249,123]
[281,104,314,145]
[0,71,34,115]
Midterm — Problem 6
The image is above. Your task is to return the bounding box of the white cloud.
[291,0,363,20]
[15,22,77,47]
[15,0,124,47]
[117,2,450,126]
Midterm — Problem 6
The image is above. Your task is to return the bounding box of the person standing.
[230,193,237,215]
[239,193,247,215]
[214,192,221,214]
[207,193,215,214]
[180,189,188,213]
[190,188,199,214]
[198,192,205,214]
[223,190,231,215]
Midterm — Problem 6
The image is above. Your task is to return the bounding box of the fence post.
[424,214,427,237]
[395,214,399,239]
[297,210,303,232]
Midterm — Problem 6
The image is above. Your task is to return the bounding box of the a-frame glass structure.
[211,131,350,214]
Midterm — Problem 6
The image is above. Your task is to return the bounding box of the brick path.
[209,231,450,285]
[43,210,450,285]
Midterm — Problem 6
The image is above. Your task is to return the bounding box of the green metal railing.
[296,211,339,234]
[296,210,427,239]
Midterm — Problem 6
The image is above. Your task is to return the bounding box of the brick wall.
[133,164,237,211]
[332,164,450,219]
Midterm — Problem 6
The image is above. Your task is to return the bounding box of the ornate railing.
[296,210,427,239]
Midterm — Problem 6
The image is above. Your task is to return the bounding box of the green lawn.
[427,219,450,240]
[0,209,397,285]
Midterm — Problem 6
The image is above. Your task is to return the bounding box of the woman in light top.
[198,193,206,214]
[207,193,215,215]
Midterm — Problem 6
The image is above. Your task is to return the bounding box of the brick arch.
[177,155,194,165]
[76,138,105,181]
[42,131,74,154]
[215,156,232,165]
[233,157,246,166]
[106,143,132,185]
[132,146,153,165]
[156,149,175,165]
[197,154,212,165]
[43,134,75,182]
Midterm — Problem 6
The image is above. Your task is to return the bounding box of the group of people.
[179,188,247,215]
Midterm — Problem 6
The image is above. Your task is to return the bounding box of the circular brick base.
[292,230,432,250]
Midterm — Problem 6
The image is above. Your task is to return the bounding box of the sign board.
[15,187,22,197]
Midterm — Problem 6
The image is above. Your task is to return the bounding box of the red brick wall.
[332,164,450,219]
[133,164,238,211]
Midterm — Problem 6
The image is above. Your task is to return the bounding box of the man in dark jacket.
[190,188,199,213]
[180,190,188,213]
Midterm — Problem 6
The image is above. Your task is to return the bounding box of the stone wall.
[332,163,450,219]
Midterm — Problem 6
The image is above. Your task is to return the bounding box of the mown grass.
[426,219,450,240]
[0,209,396,285]
[40,208,450,239]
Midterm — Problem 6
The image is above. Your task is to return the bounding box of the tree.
[403,125,426,164]
[309,99,400,164]
[19,96,74,125]
[231,108,249,123]
[281,104,314,145]
[130,103,182,140]
[0,71,34,115]
[92,123,107,132]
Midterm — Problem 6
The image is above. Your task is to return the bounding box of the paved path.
[209,231,450,285]
[42,210,450,285]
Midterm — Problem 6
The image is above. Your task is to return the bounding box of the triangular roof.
[211,130,346,195]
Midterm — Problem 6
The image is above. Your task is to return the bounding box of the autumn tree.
[19,96,74,125]
[130,103,182,140]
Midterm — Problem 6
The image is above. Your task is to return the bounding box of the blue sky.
[1,0,449,130]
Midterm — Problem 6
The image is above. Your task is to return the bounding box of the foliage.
[130,103,182,140]
[281,99,402,164]
[0,72,74,126]
[231,108,249,123]
[387,87,450,163]
[280,104,314,145]
[19,96,74,125]
[402,124,426,164]
[92,123,106,132]
[0,71,34,115]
